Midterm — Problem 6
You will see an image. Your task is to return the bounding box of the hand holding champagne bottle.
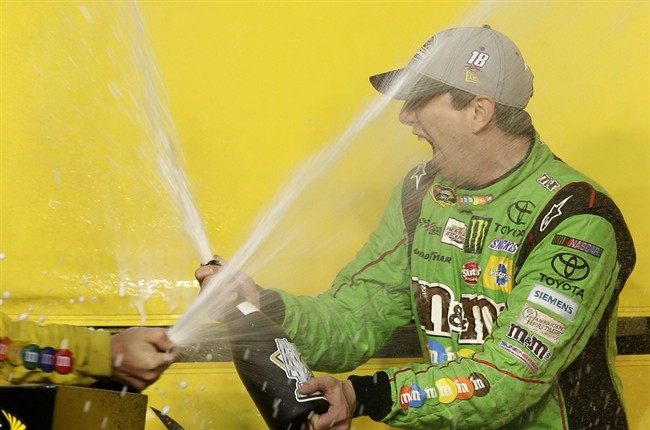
[298,376,357,430]
[196,257,330,429]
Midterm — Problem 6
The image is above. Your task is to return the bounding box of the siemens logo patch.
[527,284,579,321]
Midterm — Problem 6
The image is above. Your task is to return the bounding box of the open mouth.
[420,136,437,156]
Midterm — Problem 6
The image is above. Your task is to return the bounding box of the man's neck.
[464,134,533,189]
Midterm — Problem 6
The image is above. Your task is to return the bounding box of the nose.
[399,103,416,126]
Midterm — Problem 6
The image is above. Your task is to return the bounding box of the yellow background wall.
[1,1,648,429]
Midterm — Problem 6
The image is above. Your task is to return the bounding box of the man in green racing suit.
[196,26,635,429]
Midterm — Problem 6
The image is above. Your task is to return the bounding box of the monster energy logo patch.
[464,216,492,254]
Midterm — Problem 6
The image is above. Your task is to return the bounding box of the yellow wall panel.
[2,1,647,324]
[617,355,650,430]
[1,0,648,428]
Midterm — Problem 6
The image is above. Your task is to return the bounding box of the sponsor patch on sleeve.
[399,372,491,410]
[527,284,579,321]
[499,340,539,373]
[551,234,603,258]
[517,305,566,344]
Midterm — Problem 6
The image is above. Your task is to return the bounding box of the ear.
[469,95,496,133]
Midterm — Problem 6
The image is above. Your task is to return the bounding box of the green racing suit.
[260,134,635,429]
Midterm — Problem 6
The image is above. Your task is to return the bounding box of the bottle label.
[270,338,327,403]
[236,301,260,315]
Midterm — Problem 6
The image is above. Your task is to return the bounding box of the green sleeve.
[380,214,620,428]
[0,312,112,386]
[275,182,414,373]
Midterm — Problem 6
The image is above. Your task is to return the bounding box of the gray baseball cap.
[370,25,534,109]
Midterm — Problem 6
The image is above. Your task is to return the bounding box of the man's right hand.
[300,376,356,430]
[194,255,261,309]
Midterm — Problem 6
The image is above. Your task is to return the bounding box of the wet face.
[399,92,476,186]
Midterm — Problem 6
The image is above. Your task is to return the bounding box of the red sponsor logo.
[399,385,413,410]
[462,262,481,285]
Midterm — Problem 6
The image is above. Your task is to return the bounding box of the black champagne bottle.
[227,301,330,429]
